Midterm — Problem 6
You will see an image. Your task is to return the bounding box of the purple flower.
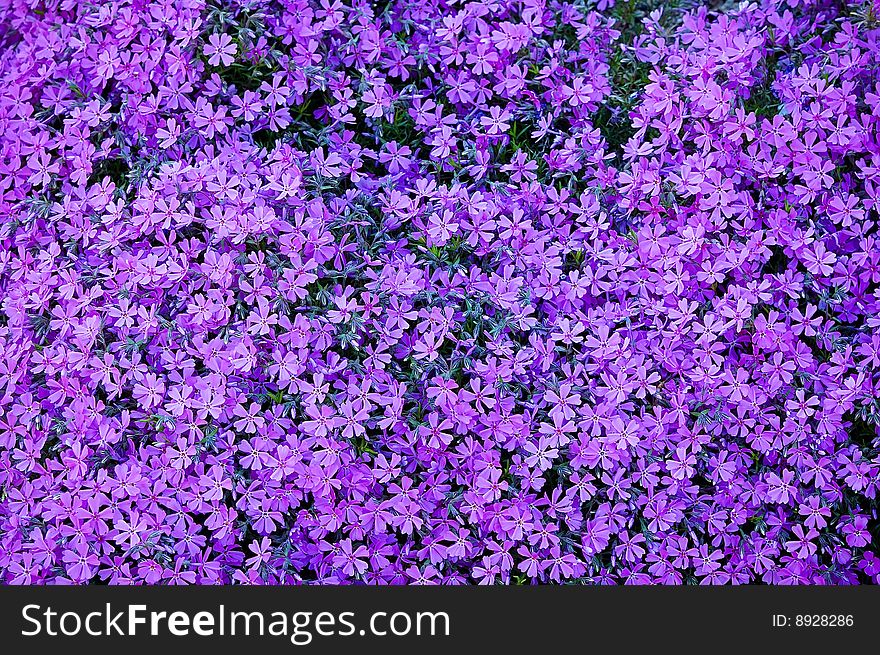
[0,0,878,588]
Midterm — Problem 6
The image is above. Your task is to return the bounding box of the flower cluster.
[1,0,879,585]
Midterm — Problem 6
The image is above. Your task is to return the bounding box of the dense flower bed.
[0,0,879,585]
